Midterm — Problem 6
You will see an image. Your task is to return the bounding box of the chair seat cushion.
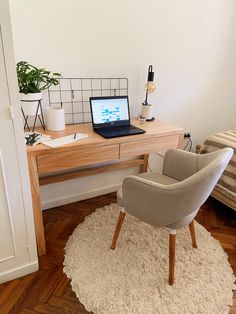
[117,173,179,208]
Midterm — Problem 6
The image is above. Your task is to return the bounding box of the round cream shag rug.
[64,204,235,314]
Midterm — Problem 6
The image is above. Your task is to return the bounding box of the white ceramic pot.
[46,106,65,131]
[141,104,153,120]
[20,92,42,116]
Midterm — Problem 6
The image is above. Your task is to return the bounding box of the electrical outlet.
[184,132,191,138]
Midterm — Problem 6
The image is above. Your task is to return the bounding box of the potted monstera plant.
[17,61,61,116]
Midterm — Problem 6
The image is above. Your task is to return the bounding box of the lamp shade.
[147,66,154,82]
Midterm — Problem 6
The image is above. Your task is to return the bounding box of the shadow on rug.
[64,204,235,314]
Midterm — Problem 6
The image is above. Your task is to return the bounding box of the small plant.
[16,61,61,94]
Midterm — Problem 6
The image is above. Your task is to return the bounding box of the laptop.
[89,96,145,138]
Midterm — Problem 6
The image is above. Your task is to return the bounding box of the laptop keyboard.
[109,128,137,136]
[98,125,145,138]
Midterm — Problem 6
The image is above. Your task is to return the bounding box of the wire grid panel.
[48,78,128,124]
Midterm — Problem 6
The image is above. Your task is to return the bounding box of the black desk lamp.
[141,65,156,121]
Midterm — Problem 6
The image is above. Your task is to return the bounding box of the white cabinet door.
[0,0,38,283]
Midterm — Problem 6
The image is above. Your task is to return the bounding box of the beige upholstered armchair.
[111,148,233,285]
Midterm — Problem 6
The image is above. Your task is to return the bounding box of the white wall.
[9,0,236,208]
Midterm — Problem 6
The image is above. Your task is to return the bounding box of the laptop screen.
[90,96,130,128]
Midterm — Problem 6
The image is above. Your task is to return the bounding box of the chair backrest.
[122,148,233,227]
[170,147,233,217]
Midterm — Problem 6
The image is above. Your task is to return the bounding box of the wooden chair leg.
[189,220,197,248]
[111,211,126,250]
[169,232,176,285]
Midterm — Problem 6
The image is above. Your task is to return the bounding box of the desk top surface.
[27,118,184,156]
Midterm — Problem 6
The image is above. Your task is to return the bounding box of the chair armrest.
[163,149,198,181]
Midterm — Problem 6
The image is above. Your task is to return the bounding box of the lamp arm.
[144,91,148,105]
[144,65,154,105]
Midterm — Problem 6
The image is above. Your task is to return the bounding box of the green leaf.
[16,61,61,94]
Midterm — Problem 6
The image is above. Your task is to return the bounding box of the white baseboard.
[0,261,38,284]
[42,184,121,210]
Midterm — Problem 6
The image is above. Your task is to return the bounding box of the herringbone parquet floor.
[0,193,235,313]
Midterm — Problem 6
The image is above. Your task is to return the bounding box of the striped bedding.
[200,130,236,202]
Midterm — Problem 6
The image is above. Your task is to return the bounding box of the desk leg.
[28,155,46,256]
[142,154,149,172]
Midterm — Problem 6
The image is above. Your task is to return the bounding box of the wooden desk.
[27,119,184,255]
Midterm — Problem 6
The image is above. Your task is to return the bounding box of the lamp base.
[141,104,154,121]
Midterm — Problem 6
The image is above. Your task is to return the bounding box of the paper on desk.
[42,133,88,148]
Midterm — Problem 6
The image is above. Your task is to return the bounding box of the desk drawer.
[37,144,119,175]
[120,135,179,158]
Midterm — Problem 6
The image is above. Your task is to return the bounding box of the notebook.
[42,133,88,148]
[89,96,145,138]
